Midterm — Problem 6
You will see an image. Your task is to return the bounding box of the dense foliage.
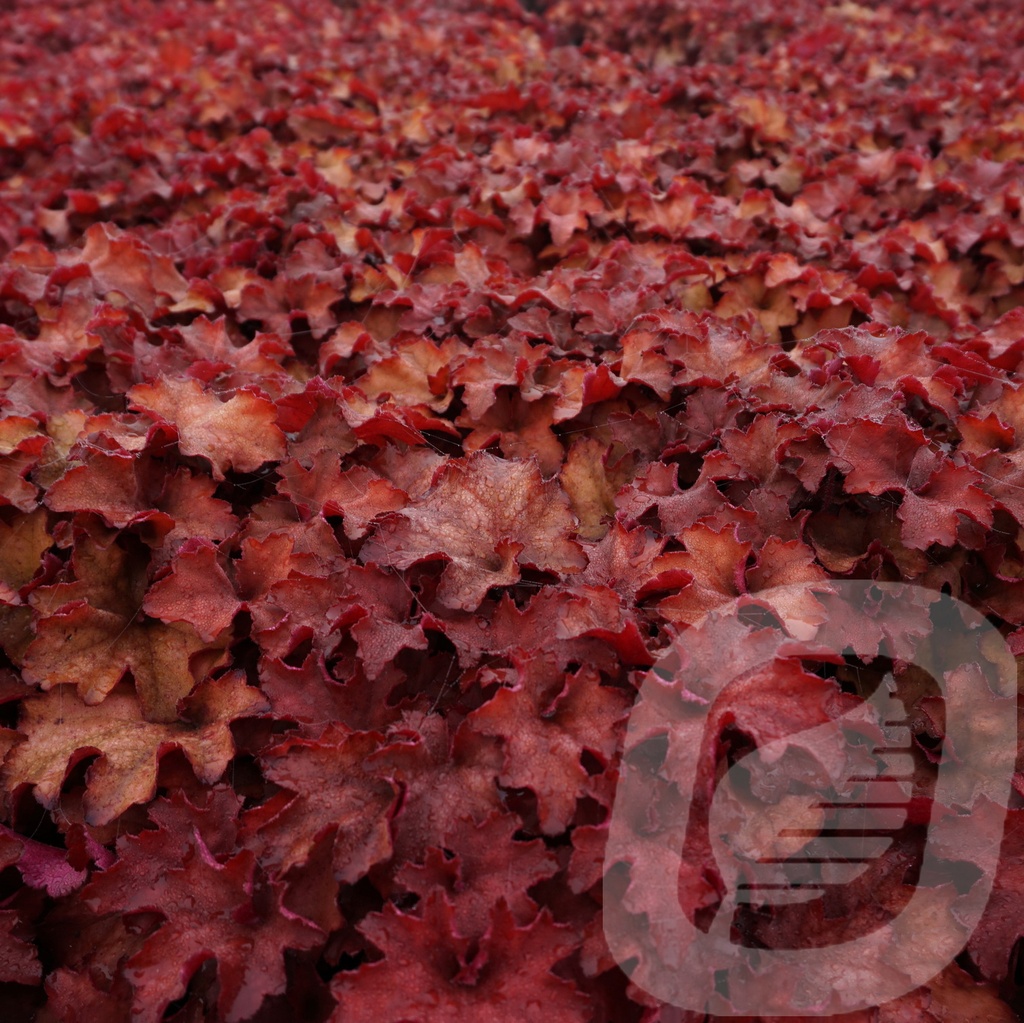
[0,0,1023,1019]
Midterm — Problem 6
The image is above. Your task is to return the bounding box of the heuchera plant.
[0,0,1023,1019]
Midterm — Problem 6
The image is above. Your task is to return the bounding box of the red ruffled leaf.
[361,452,586,610]
[128,377,287,480]
[468,654,630,834]
[240,725,400,882]
[331,893,589,1022]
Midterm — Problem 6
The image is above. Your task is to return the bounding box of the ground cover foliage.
[0,0,1023,1018]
